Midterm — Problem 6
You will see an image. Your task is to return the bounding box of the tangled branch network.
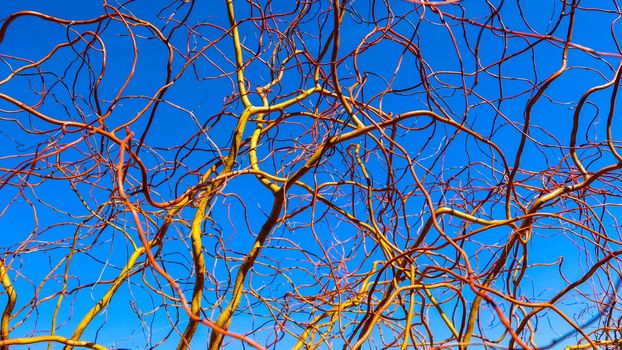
[0,0,621,349]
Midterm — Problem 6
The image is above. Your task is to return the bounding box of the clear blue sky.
[1,1,622,349]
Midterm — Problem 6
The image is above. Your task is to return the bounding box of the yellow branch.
[0,260,16,350]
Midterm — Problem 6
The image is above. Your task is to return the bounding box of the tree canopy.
[0,0,621,349]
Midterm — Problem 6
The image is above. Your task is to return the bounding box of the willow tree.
[0,0,621,349]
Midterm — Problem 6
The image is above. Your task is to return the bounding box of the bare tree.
[0,0,621,349]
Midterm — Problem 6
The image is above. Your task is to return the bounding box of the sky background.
[1,0,622,349]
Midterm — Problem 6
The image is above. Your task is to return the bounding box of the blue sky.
[1,1,622,349]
